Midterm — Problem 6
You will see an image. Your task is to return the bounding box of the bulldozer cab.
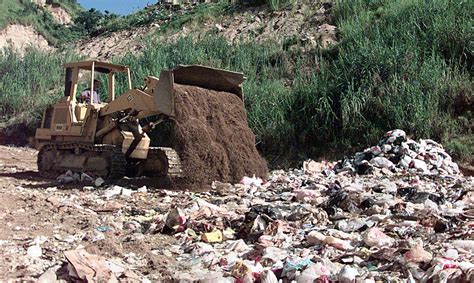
[63,60,132,104]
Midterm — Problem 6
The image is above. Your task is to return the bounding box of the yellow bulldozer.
[34,60,244,179]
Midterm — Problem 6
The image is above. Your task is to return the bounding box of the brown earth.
[0,145,183,280]
[76,25,158,60]
[46,4,73,25]
[173,84,268,186]
[166,3,337,49]
[0,24,53,55]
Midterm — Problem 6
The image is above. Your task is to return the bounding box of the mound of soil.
[172,84,268,186]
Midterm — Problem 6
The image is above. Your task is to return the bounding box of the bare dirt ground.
[76,3,337,60]
[75,25,158,60]
[0,145,181,280]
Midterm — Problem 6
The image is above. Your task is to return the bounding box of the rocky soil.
[77,2,337,60]
[46,4,73,25]
[0,24,53,55]
[0,129,472,281]
[75,25,158,60]
[165,3,336,48]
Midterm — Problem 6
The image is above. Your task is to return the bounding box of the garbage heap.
[334,129,461,175]
[18,130,473,282]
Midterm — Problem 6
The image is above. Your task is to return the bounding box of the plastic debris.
[362,227,395,248]
[165,208,187,231]
[65,249,115,282]
[80,173,94,182]
[202,230,224,243]
[338,265,359,282]
[452,240,474,254]
[95,177,105,187]
[260,270,279,283]
[240,175,263,186]
[404,244,433,263]
[27,245,42,258]
[37,266,59,283]
[1,129,471,281]
[334,129,461,175]
[137,186,148,193]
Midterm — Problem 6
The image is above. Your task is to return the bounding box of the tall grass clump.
[0,48,79,126]
[266,0,296,10]
[243,0,297,10]
[291,0,472,155]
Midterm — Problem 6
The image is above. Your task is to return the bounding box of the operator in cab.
[80,79,101,104]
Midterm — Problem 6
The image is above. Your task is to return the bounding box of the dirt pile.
[172,84,267,186]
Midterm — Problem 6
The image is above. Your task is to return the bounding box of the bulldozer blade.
[154,65,245,118]
[172,65,245,99]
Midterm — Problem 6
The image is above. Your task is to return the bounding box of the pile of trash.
[334,129,461,175]
[64,169,472,282]
[3,130,473,281]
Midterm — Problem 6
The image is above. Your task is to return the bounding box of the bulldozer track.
[38,143,126,180]
[37,144,182,180]
[155,147,183,177]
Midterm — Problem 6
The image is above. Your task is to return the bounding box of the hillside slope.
[0,0,82,53]
[0,0,472,167]
[76,2,336,60]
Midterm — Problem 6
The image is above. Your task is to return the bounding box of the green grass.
[445,135,474,165]
[0,0,472,166]
[0,0,24,29]
[0,48,79,127]
[0,0,84,46]
[52,0,83,18]
[118,0,474,163]
[75,1,234,37]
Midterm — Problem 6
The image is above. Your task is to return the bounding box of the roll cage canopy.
[63,60,132,103]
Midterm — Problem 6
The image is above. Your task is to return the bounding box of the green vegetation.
[51,0,83,17]
[292,0,473,157]
[243,0,296,10]
[118,0,472,162]
[266,0,297,10]
[0,48,79,127]
[0,0,472,165]
[0,0,84,46]
[74,1,234,37]
[445,135,474,165]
